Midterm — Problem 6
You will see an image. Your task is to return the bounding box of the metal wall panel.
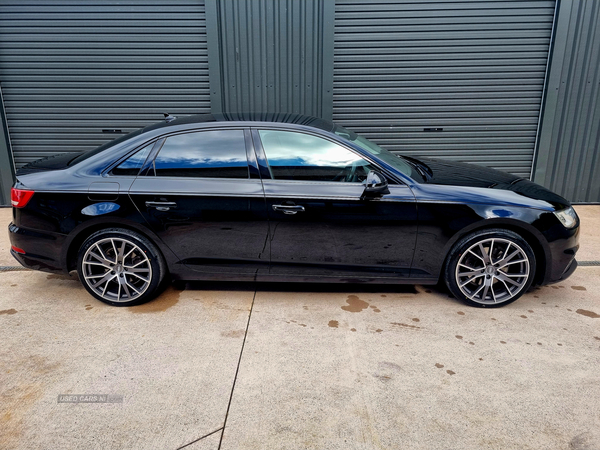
[533,0,600,203]
[333,0,556,178]
[208,0,331,118]
[0,0,210,168]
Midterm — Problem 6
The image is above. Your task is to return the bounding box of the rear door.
[128,128,269,275]
[253,128,417,279]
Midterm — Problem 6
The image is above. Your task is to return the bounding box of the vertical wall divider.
[206,0,224,114]
[0,84,15,204]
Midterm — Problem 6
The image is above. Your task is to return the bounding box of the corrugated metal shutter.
[333,0,556,178]
[0,0,209,167]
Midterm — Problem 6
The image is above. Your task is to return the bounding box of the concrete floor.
[1,206,599,450]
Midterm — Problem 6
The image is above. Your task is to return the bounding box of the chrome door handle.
[272,204,305,215]
[145,201,177,211]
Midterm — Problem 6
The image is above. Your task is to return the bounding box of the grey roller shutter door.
[333,0,556,178]
[0,0,210,168]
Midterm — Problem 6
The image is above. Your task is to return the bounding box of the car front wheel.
[77,228,166,306]
[445,229,536,308]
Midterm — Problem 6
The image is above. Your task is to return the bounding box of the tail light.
[11,188,35,208]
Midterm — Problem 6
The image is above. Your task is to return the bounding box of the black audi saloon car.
[9,112,579,308]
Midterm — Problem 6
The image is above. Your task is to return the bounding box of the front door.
[254,128,417,279]
[129,128,269,275]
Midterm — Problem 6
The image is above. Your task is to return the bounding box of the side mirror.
[361,170,390,199]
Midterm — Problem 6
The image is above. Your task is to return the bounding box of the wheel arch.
[439,218,550,286]
[62,218,176,272]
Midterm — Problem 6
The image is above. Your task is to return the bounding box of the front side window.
[259,130,375,182]
[151,130,248,179]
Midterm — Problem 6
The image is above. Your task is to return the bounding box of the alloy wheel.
[455,238,530,305]
[81,237,152,302]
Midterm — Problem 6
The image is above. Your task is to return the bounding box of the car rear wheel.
[444,229,536,308]
[77,228,166,306]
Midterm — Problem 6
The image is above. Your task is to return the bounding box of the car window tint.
[110,143,153,176]
[152,130,248,178]
[258,130,375,182]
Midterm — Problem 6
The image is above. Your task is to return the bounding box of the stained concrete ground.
[0,206,599,450]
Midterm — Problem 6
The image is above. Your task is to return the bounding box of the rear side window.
[150,130,248,179]
[110,143,153,176]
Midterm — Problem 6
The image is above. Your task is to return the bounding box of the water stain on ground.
[129,286,180,313]
[391,322,421,330]
[1,355,61,449]
[569,431,600,450]
[0,309,18,315]
[374,375,391,382]
[571,286,587,291]
[221,329,245,338]
[576,309,600,318]
[328,320,339,328]
[342,295,369,313]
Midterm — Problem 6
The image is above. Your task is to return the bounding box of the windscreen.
[333,125,420,180]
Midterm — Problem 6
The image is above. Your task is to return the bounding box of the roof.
[143,112,336,134]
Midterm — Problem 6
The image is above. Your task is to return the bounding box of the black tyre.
[77,228,166,306]
[444,228,536,308]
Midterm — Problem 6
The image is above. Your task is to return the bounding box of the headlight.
[553,206,578,229]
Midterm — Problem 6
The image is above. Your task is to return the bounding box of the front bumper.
[542,222,579,284]
[546,258,578,284]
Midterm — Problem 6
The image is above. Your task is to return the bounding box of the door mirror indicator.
[362,170,390,199]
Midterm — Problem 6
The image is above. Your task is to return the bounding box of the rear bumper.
[8,222,66,273]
